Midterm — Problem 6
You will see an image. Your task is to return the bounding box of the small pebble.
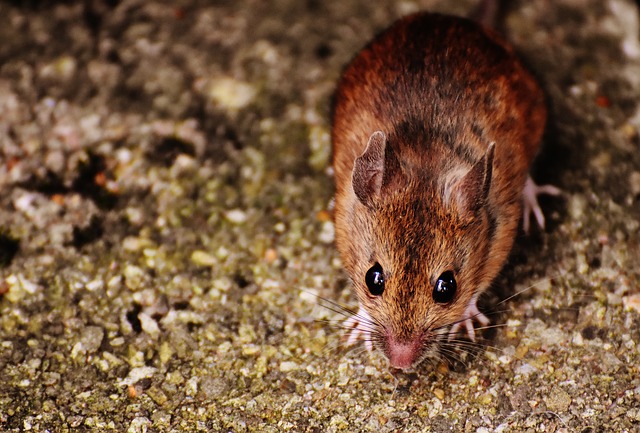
[4,274,40,303]
[139,313,161,339]
[264,248,278,263]
[623,294,640,314]
[224,209,248,224]
[79,326,104,354]
[544,387,572,412]
[118,366,158,387]
[279,361,299,372]
[208,76,256,111]
[191,250,217,267]
[127,417,152,433]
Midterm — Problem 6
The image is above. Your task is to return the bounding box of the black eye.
[433,271,457,303]
[365,262,385,296]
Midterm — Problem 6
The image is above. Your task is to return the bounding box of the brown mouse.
[331,12,560,369]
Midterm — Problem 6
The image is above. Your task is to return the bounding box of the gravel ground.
[1,0,639,431]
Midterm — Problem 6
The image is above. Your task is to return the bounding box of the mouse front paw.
[522,175,562,233]
[343,307,374,352]
[448,301,490,342]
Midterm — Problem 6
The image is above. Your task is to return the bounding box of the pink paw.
[449,300,490,342]
[344,307,374,352]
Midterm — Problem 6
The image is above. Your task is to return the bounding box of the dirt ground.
[0,0,639,431]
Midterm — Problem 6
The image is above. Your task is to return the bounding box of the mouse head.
[341,131,496,369]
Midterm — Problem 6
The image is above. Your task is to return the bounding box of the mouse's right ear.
[352,131,387,206]
[450,142,495,215]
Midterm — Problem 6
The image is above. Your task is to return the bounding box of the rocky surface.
[0,0,639,431]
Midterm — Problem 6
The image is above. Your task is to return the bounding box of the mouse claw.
[448,301,490,342]
[522,176,562,233]
[344,307,374,352]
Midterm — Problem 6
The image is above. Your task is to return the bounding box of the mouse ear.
[352,131,387,205]
[452,142,495,214]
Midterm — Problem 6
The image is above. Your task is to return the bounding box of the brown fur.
[331,13,546,364]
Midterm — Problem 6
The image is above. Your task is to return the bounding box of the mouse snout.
[386,338,421,369]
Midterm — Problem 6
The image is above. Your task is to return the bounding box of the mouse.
[331,12,561,370]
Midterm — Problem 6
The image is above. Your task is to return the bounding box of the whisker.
[432,308,505,333]
[313,300,357,321]
[440,342,485,358]
[307,290,388,332]
[320,340,343,358]
[496,270,569,306]
[317,299,359,318]
[316,318,377,334]
[438,347,470,369]
[441,336,489,348]
[301,288,360,315]
[473,323,509,332]
[438,342,481,354]
[344,344,371,360]
[444,340,504,357]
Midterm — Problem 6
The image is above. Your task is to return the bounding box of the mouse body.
[331,12,558,369]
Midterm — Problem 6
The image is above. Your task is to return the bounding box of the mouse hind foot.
[522,175,563,233]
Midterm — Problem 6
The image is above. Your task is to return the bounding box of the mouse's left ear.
[352,131,387,206]
[451,142,495,215]
[353,131,405,206]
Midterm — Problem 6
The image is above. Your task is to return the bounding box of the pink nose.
[388,341,420,369]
